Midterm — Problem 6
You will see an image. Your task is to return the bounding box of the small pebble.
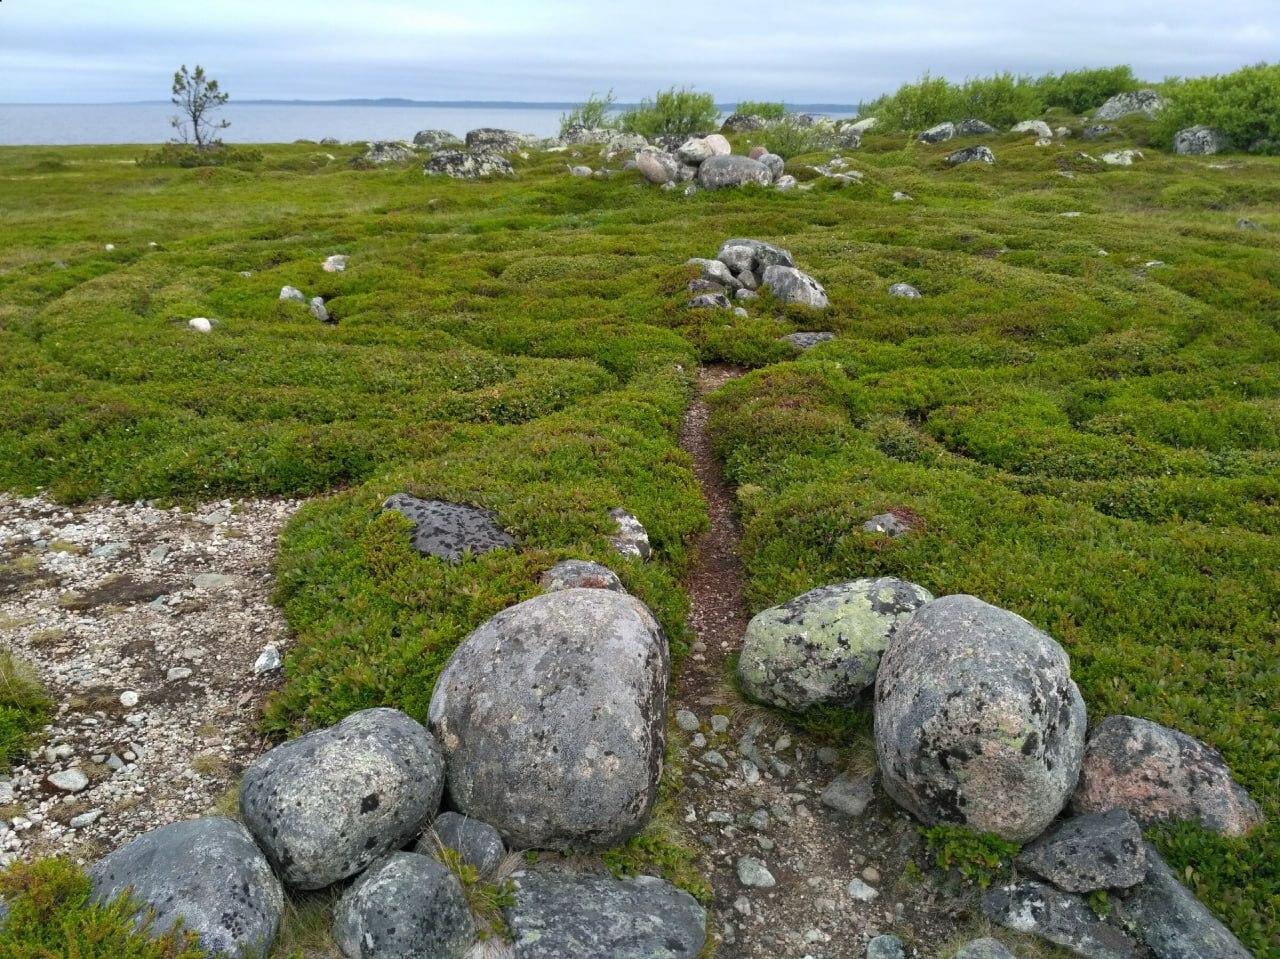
[119,690,139,708]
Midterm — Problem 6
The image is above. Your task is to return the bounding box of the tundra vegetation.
[0,66,1277,956]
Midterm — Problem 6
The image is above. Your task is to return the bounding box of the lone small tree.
[170,64,230,149]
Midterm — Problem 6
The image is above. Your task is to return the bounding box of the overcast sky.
[1,0,1274,105]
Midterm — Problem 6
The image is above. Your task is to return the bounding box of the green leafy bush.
[860,71,1040,131]
[763,118,831,158]
[735,100,786,120]
[559,90,618,135]
[1035,65,1143,114]
[922,825,1021,889]
[1155,63,1280,154]
[618,86,720,137]
[1,651,51,770]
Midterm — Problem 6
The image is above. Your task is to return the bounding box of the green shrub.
[559,90,618,135]
[1035,65,1143,114]
[763,118,831,158]
[1,651,51,770]
[921,825,1020,889]
[618,86,720,137]
[136,143,263,167]
[960,72,1043,128]
[860,71,1041,131]
[1155,63,1280,154]
[735,100,786,120]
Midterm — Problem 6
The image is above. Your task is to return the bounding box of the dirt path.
[672,367,972,959]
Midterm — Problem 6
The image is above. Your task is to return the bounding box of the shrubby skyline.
[1,0,1274,105]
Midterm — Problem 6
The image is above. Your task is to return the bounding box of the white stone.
[119,690,139,708]
[188,318,213,333]
[254,647,282,673]
[48,769,90,793]
[322,254,348,272]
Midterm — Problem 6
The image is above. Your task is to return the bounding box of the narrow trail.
[672,366,966,958]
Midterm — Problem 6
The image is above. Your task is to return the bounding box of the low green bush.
[1155,63,1280,154]
[1035,65,1143,114]
[558,90,618,135]
[618,86,720,137]
[763,119,831,158]
[735,100,786,120]
[136,143,264,167]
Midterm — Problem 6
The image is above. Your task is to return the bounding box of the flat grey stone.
[1017,810,1145,892]
[783,331,835,351]
[846,877,879,902]
[822,772,876,818]
[381,493,514,562]
[952,938,1018,959]
[982,880,1145,958]
[48,769,89,793]
[866,934,904,959]
[675,709,701,732]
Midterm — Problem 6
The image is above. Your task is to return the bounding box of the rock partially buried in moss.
[239,707,445,890]
[945,145,996,165]
[1070,714,1263,836]
[738,578,933,711]
[761,265,829,308]
[423,150,515,178]
[332,852,475,959]
[540,559,626,594]
[88,817,283,959]
[981,880,1145,958]
[381,493,515,562]
[875,594,1087,842]
[428,588,668,849]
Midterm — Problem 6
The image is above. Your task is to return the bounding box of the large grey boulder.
[559,124,613,145]
[636,147,679,185]
[982,881,1146,958]
[875,595,1088,841]
[696,155,774,189]
[602,132,650,161]
[1173,125,1230,155]
[737,578,933,711]
[1111,842,1252,958]
[381,493,515,562]
[1071,714,1262,836]
[676,137,716,165]
[464,128,532,152]
[718,238,795,270]
[413,129,460,150]
[945,146,996,165]
[359,141,416,164]
[757,152,785,181]
[1016,810,1146,892]
[956,118,997,136]
[88,817,283,959]
[332,852,475,959]
[687,257,740,289]
[428,588,669,849]
[761,265,829,308]
[1094,89,1166,121]
[918,122,957,143]
[417,811,506,877]
[1011,119,1053,137]
[503,868,706,959]
[423,150,515,178]
[240,708,445,890]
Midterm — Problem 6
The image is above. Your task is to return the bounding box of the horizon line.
[0,97,864,110]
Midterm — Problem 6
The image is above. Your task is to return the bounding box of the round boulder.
[636,148,679,185]
[1071,714,1262,836]
[761,265,829,308]
[875,595,1087,841]
[1173,125,1229,155]
[88,817,283,959]
[239,707,445,890]
[428,588,669,849]
[696,155,773,190]
[413,129,460,150]
[738,578,934,711]
[417,810,506,877]
[333,852,475,959]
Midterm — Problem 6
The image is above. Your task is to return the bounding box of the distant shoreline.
[0,98,862,112]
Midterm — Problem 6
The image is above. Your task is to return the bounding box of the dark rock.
[718,238,795,270]
[1111,842,1252,958]
[381,493,515,562]
[428,589,669,849]
[240,708,445,890]
[696,155,773,190]
[1094,89,1166,121]
[866,934,905,958]
[956,118,998,136]
[875,595,1087,841]
[423,150,515,179]
[332,852,475,959]
[88,817,283,959]
[835,129,863,149]
[1173,125,1230,155]
[540,559,626,594]
[862,512,911,536]
[945,146,996,165]
[608,507,651,560]
[1017,810,1146,892]
[413,129,460,150]
[1072,715,1262,836]
[739,578,932,711]
[417,811,506,877]
[504,868,706,959]
[761,265,829,308]
[1082,124,1112,139]
[982,880,1146,958]
[722,113,767,133]
[783,331,835,351]
[918,122,957,143]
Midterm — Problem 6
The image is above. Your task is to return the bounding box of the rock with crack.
[1070,714,1262,836]
[982,880,1146,958]
[608,507,651,561]
[503,867,706,959]
[88,817,283,959]
[1015,810,1146,892]
[239,707,445,890]
[540,559,626,594]
[416,810,506,877]
[1110,841,1253,958]
[332,852,475,959]
[428,588,669,849]
[381,493,515,562]
[761,265,829,308]
[738,578,933,711]
[875,594,1087,841]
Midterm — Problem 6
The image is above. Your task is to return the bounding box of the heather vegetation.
[0,69,1277,954]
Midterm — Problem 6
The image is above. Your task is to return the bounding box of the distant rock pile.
[686,238,829,312]
[636,133,791,191]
